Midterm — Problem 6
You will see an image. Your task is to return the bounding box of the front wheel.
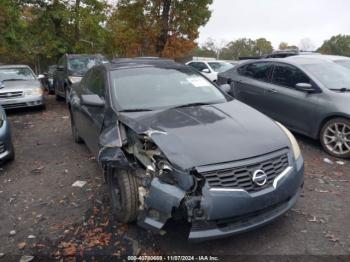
[106,168,139,223]
[320,118,350,159]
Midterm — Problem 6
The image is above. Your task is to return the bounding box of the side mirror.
[219,84,231,94]
[81,94,105,107]
[37,74,45,79]
[57,65,65,71]
[295,83,315,93]
[201,68,210,73]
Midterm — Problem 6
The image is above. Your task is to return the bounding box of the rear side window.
[238,62,273,82]
[271,64,310,89]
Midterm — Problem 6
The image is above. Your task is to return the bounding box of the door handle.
[267,88,279,94]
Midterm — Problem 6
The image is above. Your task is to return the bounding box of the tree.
[254,38,273,56]
[299,38,316,51]
[318,35,350,56]
[278,42,289,50]
[220,38,273,60]
[0,0,25,62]
[108,0,213,59]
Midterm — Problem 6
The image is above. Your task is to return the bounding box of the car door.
[262,62,320,134]
[78,68,106,156]
[232,62,274,113]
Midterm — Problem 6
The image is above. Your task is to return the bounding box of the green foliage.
[220,38,273,60]
[318,35,350,56]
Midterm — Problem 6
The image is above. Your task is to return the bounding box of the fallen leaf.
[18,242,27,250]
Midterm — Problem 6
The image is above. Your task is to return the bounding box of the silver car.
[0,65,45,109]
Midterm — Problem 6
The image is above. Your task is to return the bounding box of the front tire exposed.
[106,167,139,223]
[320,118,350,159]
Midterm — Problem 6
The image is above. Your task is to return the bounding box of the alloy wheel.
[323,122,350,156]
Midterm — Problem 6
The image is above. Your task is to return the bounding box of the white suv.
[186,60,234,82]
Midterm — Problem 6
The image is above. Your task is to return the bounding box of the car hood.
[119,100,290,170]
[0,80,41,91]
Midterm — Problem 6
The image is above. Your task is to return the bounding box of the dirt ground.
[0,95,349,261]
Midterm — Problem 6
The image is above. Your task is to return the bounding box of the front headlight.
[276,122,301,160]
[68,76,82,84]
[24,88,44,96]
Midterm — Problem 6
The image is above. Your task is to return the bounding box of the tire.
[320,117,350,159]
[106,167,139,223]
[70,113,83,144]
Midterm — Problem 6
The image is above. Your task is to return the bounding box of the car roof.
[107,57,181,71]
[239,56,335,66]
[293,54,350,61]
[66,54,106,58]
[0,64,31,69]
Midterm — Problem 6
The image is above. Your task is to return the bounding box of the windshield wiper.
[119,108,153,113]
[330,88,350,92]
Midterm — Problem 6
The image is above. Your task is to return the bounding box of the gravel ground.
[0,95,349,261]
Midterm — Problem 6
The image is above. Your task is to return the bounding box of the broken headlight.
[156,159,178,185]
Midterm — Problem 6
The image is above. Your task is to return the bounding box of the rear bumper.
[0,95,44,109]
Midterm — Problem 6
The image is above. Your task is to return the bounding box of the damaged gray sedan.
[68,58,304,241]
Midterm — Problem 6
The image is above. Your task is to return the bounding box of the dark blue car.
[0,102,15,164]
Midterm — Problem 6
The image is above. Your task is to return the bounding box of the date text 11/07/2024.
[127,256,220,261]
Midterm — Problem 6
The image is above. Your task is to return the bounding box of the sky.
[198,0,350,50]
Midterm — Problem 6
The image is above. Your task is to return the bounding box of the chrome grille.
[0,91,23,99]
[201,153,289,193]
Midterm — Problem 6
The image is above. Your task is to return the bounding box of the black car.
[218,56,350,158]
[68,58,304,241]
[0,105,15,164]
[53,54,108,102]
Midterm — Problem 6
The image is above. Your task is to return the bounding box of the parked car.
[0,65,45,109]
[43,65,57,94]
[222,56,350,158]
[304,54,350,71]
[186,60,234,82]
[0,105,14,164]
[53,54,108,101]
[69,58,304,241]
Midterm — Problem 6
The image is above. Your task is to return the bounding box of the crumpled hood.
[119,100,290,170]
[0,80,41,91]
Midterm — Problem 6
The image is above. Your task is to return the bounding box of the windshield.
[303,62,350,90]
[334,60,350,71]
[111,67,226,111]
[0,68,36,81]
[68,57,108,75]
[208,62,234,73]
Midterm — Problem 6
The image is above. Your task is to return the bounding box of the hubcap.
[324,122,350,155]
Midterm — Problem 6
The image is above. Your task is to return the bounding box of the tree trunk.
[155,0,171,56]
[74,0,81,42]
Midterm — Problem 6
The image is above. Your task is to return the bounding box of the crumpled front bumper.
[140,152,304,241]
